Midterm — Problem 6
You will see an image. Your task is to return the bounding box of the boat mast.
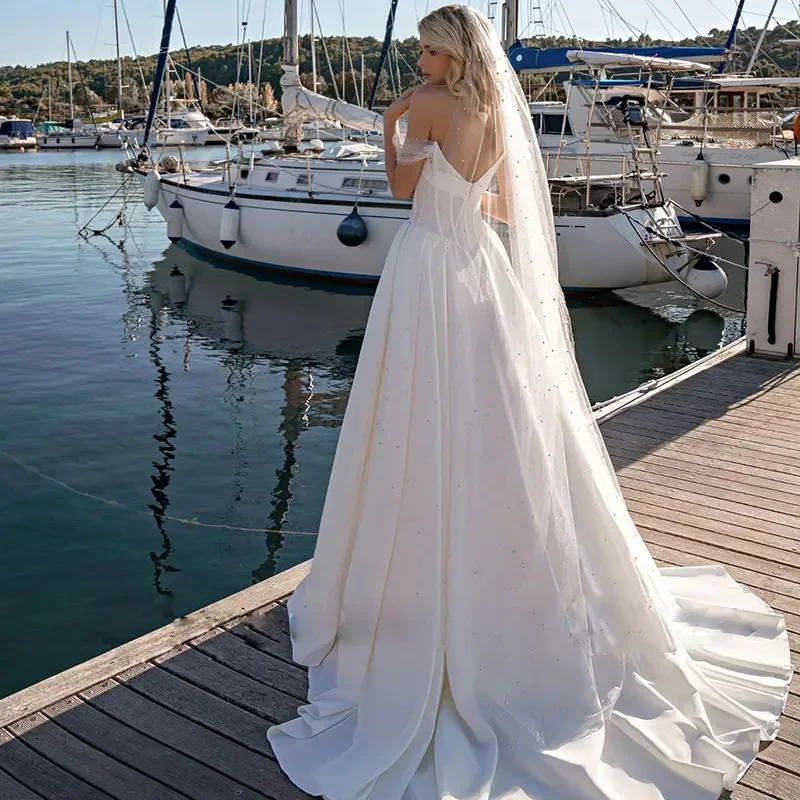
[283,0,301,148]
[143,0,178,153]
[248,40,254,124]
[718,0,746,73]
[310,0,318,93]
[48,77,52,121]
[746,0,778,75]
[502,0,519,53]
[113,0,124,118]
[164,0,171,126]
[67,31,75,121]
[368,0,400,109]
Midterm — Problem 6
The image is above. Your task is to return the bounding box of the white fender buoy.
[220,198,240,250]
[683,254,728,299]
[221,296,242,344]
[690,153,709,207]
[143,168,161,210]
[169,266,187,305]
[167,198,184,244]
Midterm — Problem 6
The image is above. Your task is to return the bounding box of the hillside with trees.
[2,21,799,122]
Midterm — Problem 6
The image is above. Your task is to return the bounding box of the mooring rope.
[0,450,317,538]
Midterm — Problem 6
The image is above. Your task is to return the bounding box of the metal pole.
[368,0,400,109]
[502,0,519,52]
[164,0,171,126]
[114,0,124,118]
[746,0,779,75]
[283,0,298,65]
[67,31,74,121]
[248,40,254,124]
[310,0,318,93]
[718,0,746,73]
[48,77,52,121]
[143,0,178,150]
[360,53,365,107]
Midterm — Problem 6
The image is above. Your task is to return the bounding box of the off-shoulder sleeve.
[393,133,435,165]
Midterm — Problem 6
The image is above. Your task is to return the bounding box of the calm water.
[0,147,745,698]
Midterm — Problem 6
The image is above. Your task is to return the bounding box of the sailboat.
[511,1,800,227]
[131,0,723,295]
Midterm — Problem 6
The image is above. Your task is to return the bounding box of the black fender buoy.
[337,205,368,247]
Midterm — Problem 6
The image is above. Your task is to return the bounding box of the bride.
[268,6,791,799]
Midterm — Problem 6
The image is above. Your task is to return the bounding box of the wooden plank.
[0,728,113,800]
[642,395,800,438]
[7,712,187,800]
[39,695,265,800]
[729,784,780,800]
[190,629,307,701]
[115,662,277,759]
[742,755,800,798]
[604,418,800,470]
[154,645,300,724]
[79,679,305,798]
[624,495,800,563]
[604,438,800,497]
[225,619,301,669]
[642,540,800,603]
[636,521,800,585]
[0,561,311,728]
[245,603,290,641]
[623,404,800,453]
[602,425,800,478]
[594,339,745,423]
[614,456,800,519]
[621,483,800,552]
[0,766,45,800]
[655,381,800,416]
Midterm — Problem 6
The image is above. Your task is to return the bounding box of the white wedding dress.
[268,11,791,800]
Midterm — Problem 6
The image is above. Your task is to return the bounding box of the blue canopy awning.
[508,46,727,74]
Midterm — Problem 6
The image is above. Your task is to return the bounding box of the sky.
[3,0,799,68]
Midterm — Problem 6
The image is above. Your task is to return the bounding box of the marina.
[3,0,800,797]
[2,345,800,800]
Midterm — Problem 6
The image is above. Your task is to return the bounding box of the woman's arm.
[480,157,510,224]
[383,88,435,200]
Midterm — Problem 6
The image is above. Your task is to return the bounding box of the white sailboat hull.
[151,172,690,292]
[541,140,790,226]
[157,129,210,147]
[37,134,98,149]
[0,136,37,150]
[96,130,152,148]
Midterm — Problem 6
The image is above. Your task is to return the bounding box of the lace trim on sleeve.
[393,133,434,165]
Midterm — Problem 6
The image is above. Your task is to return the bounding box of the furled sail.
[280,65,384,133]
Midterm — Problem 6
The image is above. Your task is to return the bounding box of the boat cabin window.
[265,171,279,182]
[342,176,388,191]
[531,114,541,133]
[541,113,572,136]
[717,93,744,109]
[296,174,312,185]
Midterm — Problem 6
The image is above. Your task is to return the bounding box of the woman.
[269,7,791,800]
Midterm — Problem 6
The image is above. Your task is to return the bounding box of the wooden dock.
[2,346,800,800]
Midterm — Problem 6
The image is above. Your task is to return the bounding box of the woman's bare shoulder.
[411,83,453,105]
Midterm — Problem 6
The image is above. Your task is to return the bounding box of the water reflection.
[144,246,372,585]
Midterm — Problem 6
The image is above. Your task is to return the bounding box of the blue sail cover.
[508,45,727,73]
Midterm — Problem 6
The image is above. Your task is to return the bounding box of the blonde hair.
[418,5,499,116]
